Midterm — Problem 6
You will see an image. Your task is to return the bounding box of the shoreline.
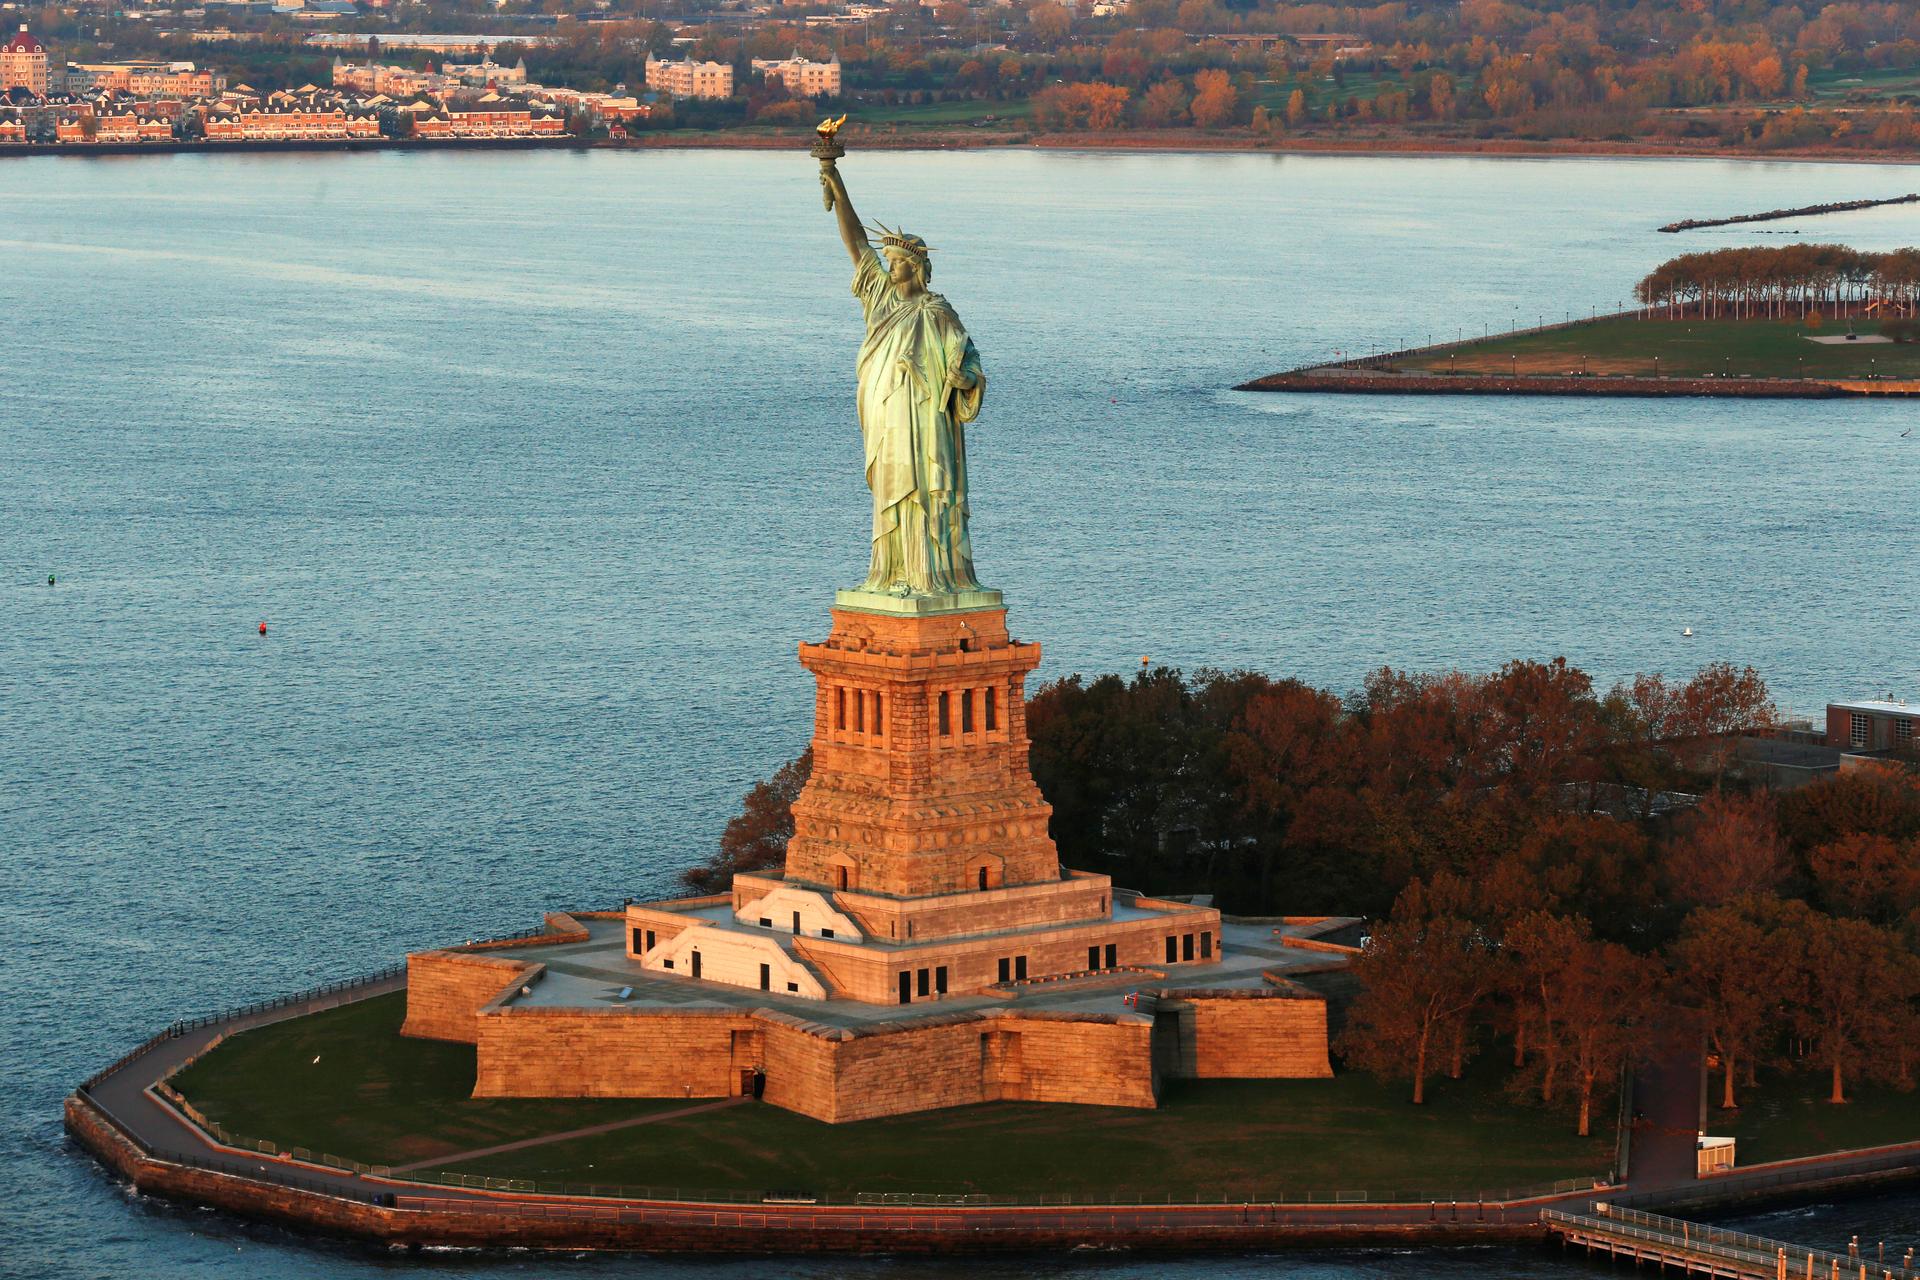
[63,977,1920,1256]
[1235,371,1915,398]
[6,130,1920,165]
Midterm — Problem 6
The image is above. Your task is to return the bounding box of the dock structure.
[1545,1204,1919,1280]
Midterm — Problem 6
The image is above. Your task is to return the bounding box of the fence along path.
[1545,1204,1919,1280]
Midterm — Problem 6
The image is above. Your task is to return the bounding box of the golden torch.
[812,113,848,211]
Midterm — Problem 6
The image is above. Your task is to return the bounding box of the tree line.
[1635,245,1920,320]
[693,657,1919,1137]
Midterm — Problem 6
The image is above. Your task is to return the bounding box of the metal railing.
[1609,1146,1920,1208]
[391,1170,1602,1209]
[78,963,406,1092]
[1545,1205,1919,1280]
[77,904,625,1093]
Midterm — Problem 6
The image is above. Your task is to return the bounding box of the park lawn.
[1716,1070,1920,1167]
[170,993,684,1167]
[173,992,1611,1200]
[1805,65,1920,102]
[854,97,1032,127]
[1400,315,1920,380]
[430,1052,1612,1200]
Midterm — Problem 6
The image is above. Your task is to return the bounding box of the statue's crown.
[870,222,935,271]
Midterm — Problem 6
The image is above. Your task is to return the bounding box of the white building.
[644,56,733,100]
[750,50,840,97]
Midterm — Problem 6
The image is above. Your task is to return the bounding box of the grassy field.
[852,97,1032,126]
[1399,315,1920,379]
[172,991,1611,1200]
[171,994,684,1167]
[1716,1071,1920,1166]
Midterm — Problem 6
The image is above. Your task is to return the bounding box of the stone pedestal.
[784,601,1060,898]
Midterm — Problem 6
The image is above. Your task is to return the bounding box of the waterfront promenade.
[64,973,1920,1253]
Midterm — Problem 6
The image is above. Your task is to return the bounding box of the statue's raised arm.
[813,116,866,267]
[807,117,992,607]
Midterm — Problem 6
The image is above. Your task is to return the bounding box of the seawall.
[1236,371,1854,398]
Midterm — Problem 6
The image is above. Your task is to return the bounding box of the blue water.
[1,148,1916,1278]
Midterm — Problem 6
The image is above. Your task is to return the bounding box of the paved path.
[388,1098,747,1174]
[67,978,1920,1250]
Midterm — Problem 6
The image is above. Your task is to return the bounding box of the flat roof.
[489,917,1352,1030]
[1831,699,1917,717]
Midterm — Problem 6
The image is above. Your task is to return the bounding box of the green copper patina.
[817,140,999,615]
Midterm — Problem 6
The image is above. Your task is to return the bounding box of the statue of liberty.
[815,125,990,603]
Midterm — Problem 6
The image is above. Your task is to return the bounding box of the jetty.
[1545,1204,1919,1280]
[1659,195,1920,233]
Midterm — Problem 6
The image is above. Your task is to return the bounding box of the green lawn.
[170,993,683,1168]
[1400,314,1920,379]
[172,992,1610,1201]
[852,97,1031,127]
[1805,66,1920,102]
[1716,1070,1920,1166]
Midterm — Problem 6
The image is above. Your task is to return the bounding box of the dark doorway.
[792,911,802,934]
[836,865,849,890]
[898,971,912,1004]
[1105,943,1117,968]
[1088,945,1100,971]
[691,951,702,980]
[978,866,989,890]
[935,966,948,994]
[1014,956,1028,981]
[752,1070,766,1100]
[759,963,771,991]
[997,957,1011,983]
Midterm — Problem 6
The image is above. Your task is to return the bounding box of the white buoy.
[1682,627,1694,638]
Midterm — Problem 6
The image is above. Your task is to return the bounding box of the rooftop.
[490,915,1352,1031]
[1831,698,1917,717]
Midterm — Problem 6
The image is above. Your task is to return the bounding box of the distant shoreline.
[0,135,577,159]
[6,130,1920,166]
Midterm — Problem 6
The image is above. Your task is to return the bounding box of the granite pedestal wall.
[785,606,1058,898]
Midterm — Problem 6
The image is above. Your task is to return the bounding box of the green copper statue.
[815,122,991,605]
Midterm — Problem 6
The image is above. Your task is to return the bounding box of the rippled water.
[2,148,1916,1278]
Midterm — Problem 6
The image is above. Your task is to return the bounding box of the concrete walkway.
[388,1097,746,1174]
[65,977,1920,1251]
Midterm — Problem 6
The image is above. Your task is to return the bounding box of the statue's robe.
[852,246,986,595]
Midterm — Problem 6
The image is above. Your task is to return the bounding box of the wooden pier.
[1544,1205,1919,1280]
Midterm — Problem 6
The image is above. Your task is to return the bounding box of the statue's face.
[885,248,924,292]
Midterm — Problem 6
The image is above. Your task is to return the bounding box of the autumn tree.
[1781,762,1920,853]
[1337,878,1494,1104]
[1137,78,1190,127]
[1670,902,1791,1110]
[1503,911,1590,1102]
[1026,2,1071,44]
[1809,833,1920,925]
[1558,938,1664,1136]
[1190,68,1239,129]
[1784,903,1914,1104]
[1285,87,1306,125]
[1663,790,1787,908]
[682,748,813,892]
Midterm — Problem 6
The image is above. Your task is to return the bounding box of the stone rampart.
[473,1006,750,1099]
[1157,990,1333,1080]
[401,952,533,1043]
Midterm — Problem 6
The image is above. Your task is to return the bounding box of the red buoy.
[258,621,268,635]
